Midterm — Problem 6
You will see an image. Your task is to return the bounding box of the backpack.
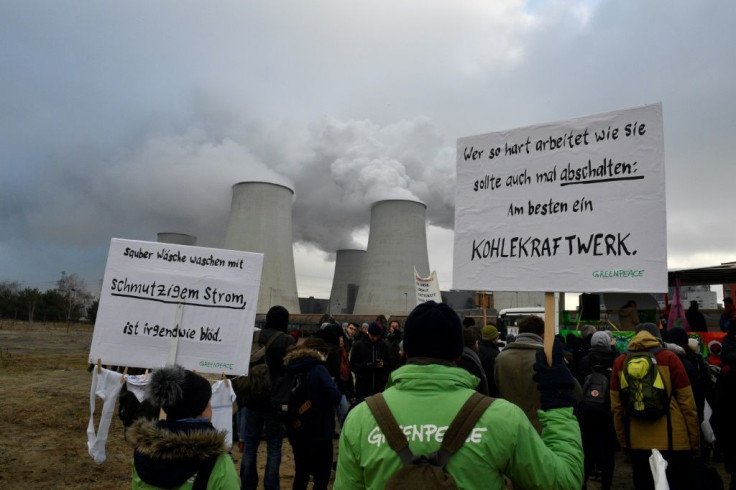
[271,371,311,431]
[365,392,493,489]
[619,350,669,420]
[580,365,612,414]
[232,330,284,404]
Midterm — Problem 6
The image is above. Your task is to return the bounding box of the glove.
[533,339,576,410]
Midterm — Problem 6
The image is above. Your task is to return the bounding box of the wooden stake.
[96,358,102,374]
[544,292,556,366]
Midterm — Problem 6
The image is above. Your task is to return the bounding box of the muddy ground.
[0,321,729,489]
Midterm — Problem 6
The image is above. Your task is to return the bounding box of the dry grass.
[0,321,299,489]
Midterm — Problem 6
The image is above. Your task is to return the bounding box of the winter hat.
[368,321,383,336]
[669,326,689,347]
[635,322,662,339]
[403,301,464,361]
[580,324,597,338]
[481,325,499,342]
[266,305,289,332]
[590,331,610,349]
[688,338,701,354]
[148,365,212,421]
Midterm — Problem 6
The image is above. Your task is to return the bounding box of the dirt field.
[0,320,730,489]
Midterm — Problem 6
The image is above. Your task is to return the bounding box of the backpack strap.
[435,392,494,467]
[365,394,415,465]
[263,330,284,350]
[365,392,494,468]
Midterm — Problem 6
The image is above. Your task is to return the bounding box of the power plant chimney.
[328,249,365,314]
[353,199,431,315]
[157,233,197,245]
[224,181,301,314]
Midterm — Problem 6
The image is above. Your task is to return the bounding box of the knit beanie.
[590,331,610,349]
[635,322,662,339]
[148,365,212,420]
[481,324,499,342]
[266,305,289,332]
[669,326,689,347]
[368,321,383,336]
[403,301,464,360]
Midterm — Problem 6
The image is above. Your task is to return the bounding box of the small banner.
[88,238,263,374]
[415,268,443,305]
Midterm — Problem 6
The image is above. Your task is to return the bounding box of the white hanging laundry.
[124,373,150,402]
[210,379,236,447]
[87,367,124,464]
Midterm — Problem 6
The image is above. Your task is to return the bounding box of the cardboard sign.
[414,268,442,305]
[89,238,263,374]
[453,103,667,293]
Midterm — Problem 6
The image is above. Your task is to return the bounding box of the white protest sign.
[89,238,263,374]
[453,103,667,293]
[415,268,443,305]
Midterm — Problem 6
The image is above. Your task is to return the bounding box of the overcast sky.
[1,1,733,301]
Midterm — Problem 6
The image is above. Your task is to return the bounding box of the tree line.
[0,272,98,324]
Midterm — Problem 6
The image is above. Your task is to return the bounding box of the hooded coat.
[610,331,700,451]
[282,346,342,446]
[127,419,238,489]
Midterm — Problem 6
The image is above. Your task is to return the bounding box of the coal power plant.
[353,199,431,315]
[224,181,301,314]
[328,249,365,314]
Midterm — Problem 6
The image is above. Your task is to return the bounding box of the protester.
[456,325,489,395]
[686,300,708,332]
[239,305,295,490]
[334,301,584,489]
[342,322,359,355]
[576,331,619,490]
[385,319,404,371]
[282,338,342,490]
[126,364,239,489]
[721,298,736,332]
[349,321,390,401]
[495,315,580,433]
[619,300,640,331]
[478,324,501,397]
[610,323,700,490]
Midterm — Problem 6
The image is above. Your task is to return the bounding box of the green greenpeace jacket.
[334,362,583,490]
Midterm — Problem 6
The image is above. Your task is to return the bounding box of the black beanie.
[669,326,689,346]
[148,365,212,420]
[403,301,464,360]
[266,305,289,332]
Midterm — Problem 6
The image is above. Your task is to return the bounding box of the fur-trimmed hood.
[283,346,324,366]
[127,418,229,488]
[127,418,228,460]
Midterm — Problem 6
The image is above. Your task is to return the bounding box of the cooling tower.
[224,182,301,314]
[353,199,431,315]
[328,249,365,314]
[157,233,197,245]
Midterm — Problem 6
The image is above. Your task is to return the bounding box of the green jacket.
[128,419,240,489]
[334,362,583,489]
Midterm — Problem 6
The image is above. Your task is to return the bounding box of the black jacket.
[350,336,390,398]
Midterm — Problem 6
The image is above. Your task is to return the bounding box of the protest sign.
[414,268,442,305]
[453,103,667,293]
[89,238,263,374]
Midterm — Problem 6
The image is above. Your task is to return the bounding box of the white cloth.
[87,367,124,464]
[649,449,670,490]
[124,373,150,402]
[210,380,236,447]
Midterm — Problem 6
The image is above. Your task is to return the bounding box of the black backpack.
[365,392,493,489]
[580,365,612,414]
[271,370,311,431]
[232,330,284,404]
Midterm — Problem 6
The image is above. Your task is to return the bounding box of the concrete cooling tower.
[353,199,431,315]
[328,249,365,314]
[157,233,197,245]
[224,181,301,314]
